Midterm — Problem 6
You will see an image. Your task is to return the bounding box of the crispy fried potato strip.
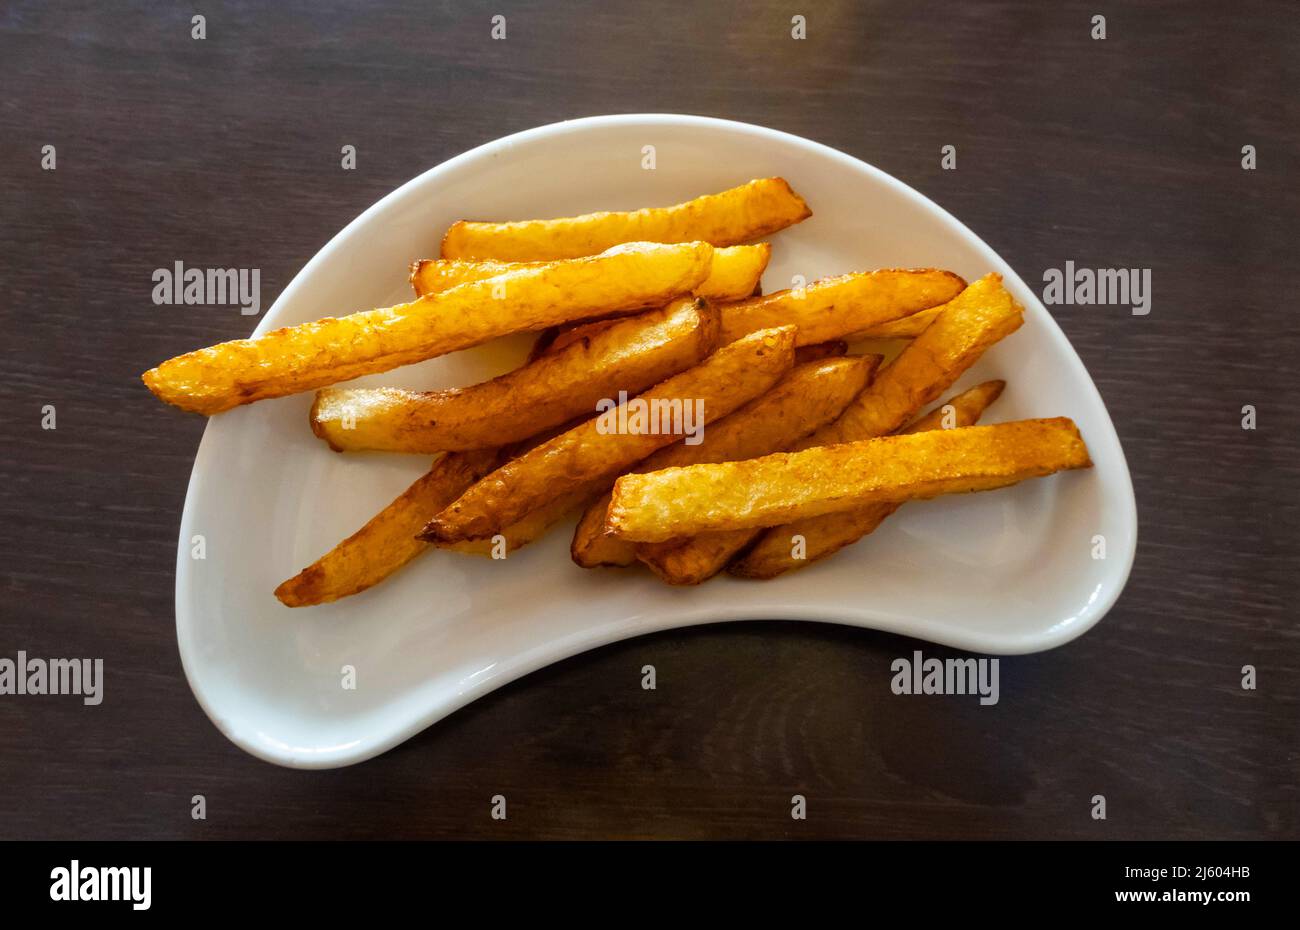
[637,526,758,586]
[413,243,771,304]
[851,304,943,339]
[717,269,965,347]
[436,484,601,557]
[422,325,798,543]
[636,351,945,586]
[441,179,809,261]
[276,413,606,605]
[571,354,881,568]
[142,241,713,415]
[689,243,772,303]
[538,319,619,359]
[606,418,1092,542]
[685,275,1020,568]
[273,449,502,607]
[310,298,719,453]
[729,380,1006,579]
[798,273,1023,448]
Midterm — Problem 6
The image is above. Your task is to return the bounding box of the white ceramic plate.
[175,114,1136,769]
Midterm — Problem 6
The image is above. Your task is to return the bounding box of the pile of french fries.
[142,178,1092,607]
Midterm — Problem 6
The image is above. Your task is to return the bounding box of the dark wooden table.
[1,1,1295,840]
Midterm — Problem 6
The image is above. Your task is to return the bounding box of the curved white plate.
[175,114,1136,769]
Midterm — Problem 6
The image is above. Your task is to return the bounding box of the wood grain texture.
[0,0,1296,839]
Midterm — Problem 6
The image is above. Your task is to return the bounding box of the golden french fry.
[413,243,771,304]
[801,273,1023,448]
[637,527,756,586]
[422,325,798,543]
[273,449,501,607]
[437,484,601,557]
[690,243,772,303]
[441,179,809,261]
[310,298,719,453]
[572,353,881,568]
[688,275,1020,568]
[852,304,943,339]
[729,380,1006,579]
[635,350,929,586]
[523,245,771,363]
[631,352,887,583]
[142,241,713,415]
[898,378,1006,432]
[607,418,1092,543]
[569,508,639,569]
[275,410,597,605]
[540,320,619,357]
[717,268,965,347]
[409,258,508,296]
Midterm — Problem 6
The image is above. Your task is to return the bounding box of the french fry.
[800,273,1023,448]
[413,243,771,303]
[687,243,772,303]
[537,319,619,359]
[697,275,1020,569]
[142,241,713,415]
[441,178,810,260]
[717,269,965,347]
[522,246,771,363]
[635,352,975,586]
[410,258,515,296]
[276,411,601,605]
[636,526,751,586]
[519,244,768,365]
[436,483,601,557]
[729,380,1005,579]
[422,325,798,543]
[310,298,719,453]
[571,353,881,568]
[273,449,502,607]
[606,418,1092,542]
[852,304,943,339]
